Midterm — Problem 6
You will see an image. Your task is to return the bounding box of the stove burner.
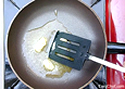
[9,0,20,10]
[9,0,101,9]
[91,0,101,7]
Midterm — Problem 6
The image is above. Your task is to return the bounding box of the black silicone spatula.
[49,31,125,72]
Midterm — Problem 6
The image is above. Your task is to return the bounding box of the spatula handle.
[89,55,125,73]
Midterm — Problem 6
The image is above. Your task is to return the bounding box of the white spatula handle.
[89,55,125,73]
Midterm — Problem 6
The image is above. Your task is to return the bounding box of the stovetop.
[4,0,106,89]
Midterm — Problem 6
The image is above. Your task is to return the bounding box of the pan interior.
[7,0,106,89]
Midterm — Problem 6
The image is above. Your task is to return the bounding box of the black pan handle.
[107,42,125,54]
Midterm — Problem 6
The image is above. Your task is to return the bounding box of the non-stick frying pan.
[6,0,122,89]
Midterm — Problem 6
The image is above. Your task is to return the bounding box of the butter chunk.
[43,59,55,71]
[34,37,47,52]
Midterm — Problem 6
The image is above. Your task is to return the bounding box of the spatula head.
[49,31,91,70]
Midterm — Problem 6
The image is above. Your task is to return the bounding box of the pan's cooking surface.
[7,0,106,89]
[22,19,73,79]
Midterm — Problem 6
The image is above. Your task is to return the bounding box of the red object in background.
[106,0,125,89]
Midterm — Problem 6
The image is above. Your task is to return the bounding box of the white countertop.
[0,0,4,88]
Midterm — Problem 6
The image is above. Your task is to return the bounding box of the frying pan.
[6,0,125,89]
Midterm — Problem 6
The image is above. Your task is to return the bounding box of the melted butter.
[45,58,72,78]
[22,19,72,79]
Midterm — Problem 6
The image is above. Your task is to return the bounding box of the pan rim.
[5,0,107,88]
[5,0,35,89]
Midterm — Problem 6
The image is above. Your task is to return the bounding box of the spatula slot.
[60,38,80,47]
[58,45,77,54]
[55,52,74,61]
